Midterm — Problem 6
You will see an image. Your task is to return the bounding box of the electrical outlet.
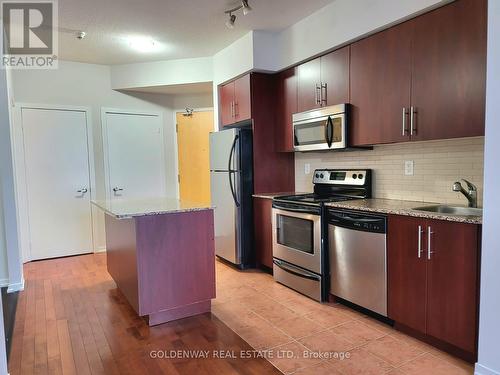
[405,160,414,176]
[304,163,311,175]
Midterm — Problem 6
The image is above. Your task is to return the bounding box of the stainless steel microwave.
[293,104,347,152]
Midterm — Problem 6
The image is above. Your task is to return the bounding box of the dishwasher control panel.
[327,209,386,234]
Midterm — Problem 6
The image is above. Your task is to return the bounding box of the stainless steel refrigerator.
[210,128,254,267]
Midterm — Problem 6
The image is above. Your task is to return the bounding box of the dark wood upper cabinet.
[410,0,487,141]
[387,215,427,333]
[320,46,350,106]
[219,74,252,127]
[426,220,479,354]
[297,46,350,113]
[253,197,273,269]
[350,22,413,146]
[220,81,235,127]
[297,58,321,112]
[276,67,297,152]
[234,74,252,123]
[388,214,480,360]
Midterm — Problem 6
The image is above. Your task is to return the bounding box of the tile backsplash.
[295,137,484,206]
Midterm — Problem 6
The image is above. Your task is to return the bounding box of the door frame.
[173,107,213,198]
[11,103,97,263]
[101,107,166,201]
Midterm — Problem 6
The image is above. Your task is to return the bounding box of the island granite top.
[325,198,482,225]
[92,198,213,219]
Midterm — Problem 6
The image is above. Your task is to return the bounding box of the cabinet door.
[387,215,427,333]
[426,220,479,353]
[276,67,297,152]
[320,46,349,106]
[297,58,321,112]
[234,74,252,123]
[411,0,486,141]
[350,22,413,146]
[220,82,235,127]
[253,197,273,269]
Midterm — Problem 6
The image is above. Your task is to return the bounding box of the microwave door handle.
[324,117,333,148]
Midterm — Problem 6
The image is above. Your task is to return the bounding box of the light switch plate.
[405,160,414,176]
[304,163,311,175]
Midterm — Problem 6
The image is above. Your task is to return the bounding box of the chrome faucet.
[452,179,477,208]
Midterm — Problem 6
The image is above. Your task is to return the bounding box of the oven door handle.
[273,259,321,281]
[272,203,320,215]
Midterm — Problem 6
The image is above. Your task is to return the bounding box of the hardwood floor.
[8,254,280,375]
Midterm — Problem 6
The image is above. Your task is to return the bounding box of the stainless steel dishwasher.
[327,209,387,316]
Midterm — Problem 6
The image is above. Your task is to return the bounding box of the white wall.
[10,61,212,256]
[0,65,23,291]
[475,1,500,374]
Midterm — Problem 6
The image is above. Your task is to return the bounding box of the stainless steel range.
[272,169,372,301]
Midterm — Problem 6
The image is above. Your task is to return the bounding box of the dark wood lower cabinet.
[388,215,480,361]
[253,197,273,270]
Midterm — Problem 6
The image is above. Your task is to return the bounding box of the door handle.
[417,225,424,258]
[325,116,333,148]
[315,84,321,105]
[402,107,409,136]
[410,106,416,136]
[427,226,434,260]
[112,187,124,193]
[77,188,88,194]
[321,83,327,106]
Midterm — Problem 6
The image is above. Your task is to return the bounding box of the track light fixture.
[224,0,252,29]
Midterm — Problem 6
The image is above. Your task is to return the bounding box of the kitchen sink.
[412,205,483,217]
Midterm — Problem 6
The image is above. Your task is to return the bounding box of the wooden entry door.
[176,111,214,204]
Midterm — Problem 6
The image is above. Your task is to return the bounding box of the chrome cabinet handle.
[234,101,238,117]
[417,225,423,258]
[402,107,408,136]
[113,187,124,192]
[427,226,434,260]
[230,101,234,118]
[315,84,321,105]
[410,106,416,136]
[321,83,327,106]
[77,188,88,194]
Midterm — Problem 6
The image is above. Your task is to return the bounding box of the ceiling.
[57,0,335,65]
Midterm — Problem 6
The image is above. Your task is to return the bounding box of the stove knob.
[315,173,319,178]
[320,174,324,179]
[352,174,357,179]
[358,174,364,179]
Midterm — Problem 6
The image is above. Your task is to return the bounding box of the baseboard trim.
[0,278,8,288]
[7,278,24,293]
[475,363,500,375]
[95,247,106,253]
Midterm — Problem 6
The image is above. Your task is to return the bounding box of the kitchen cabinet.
[253,197,273,270]
[388,215,480,360]
[350,0,486,146]
[350,22,413,145]
[410,0,486,141]
[219,74,252,127]
[276,67,297,152]
[297,46,349,112]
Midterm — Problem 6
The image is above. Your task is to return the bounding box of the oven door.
[293,113,346,152]
[272,205,322,274]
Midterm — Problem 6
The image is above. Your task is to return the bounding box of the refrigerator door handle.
[228,134,240,207]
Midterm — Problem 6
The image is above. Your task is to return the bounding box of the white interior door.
[21,108,93,260]
[103,111,166,199]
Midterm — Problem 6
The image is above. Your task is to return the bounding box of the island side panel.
[105,214,139,313]
[135,209,216,319]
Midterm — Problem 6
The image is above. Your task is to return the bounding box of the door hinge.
[176,123,178,133]
[178,174,180,183]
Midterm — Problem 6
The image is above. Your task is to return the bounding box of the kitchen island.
[92,198,215,326]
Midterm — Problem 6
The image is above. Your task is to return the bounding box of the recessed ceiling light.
[128,37,161,53]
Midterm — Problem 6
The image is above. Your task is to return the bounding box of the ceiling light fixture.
[241,0,252,16]
[225,12,236,29]
[224,0,252,28]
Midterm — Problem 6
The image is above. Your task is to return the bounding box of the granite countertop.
[325,198,482,224]
[253,192,305,200]
[92,198,213,219]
